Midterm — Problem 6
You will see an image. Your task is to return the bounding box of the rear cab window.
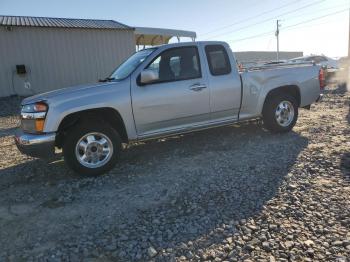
[205,45,231,76]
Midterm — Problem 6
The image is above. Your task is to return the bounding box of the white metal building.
[0,16,197,98]
[0,16,135,97]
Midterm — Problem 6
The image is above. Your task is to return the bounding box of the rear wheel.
[262,94,298,133]
[63,121,121,176]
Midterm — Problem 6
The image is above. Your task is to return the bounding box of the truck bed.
[238,62,321,120]
[244,61,315,72]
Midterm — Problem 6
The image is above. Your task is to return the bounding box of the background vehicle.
[289,55,338,69]
[15,41,323,176]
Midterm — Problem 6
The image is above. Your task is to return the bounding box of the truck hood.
[21,82,116,105]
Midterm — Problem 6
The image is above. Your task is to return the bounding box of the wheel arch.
[263,85,301,113]
[55,107,128,148]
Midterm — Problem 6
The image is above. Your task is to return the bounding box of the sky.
[1,0,349,57]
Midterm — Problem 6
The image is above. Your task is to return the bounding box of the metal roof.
[135,27,196,45]
[0,15,133,30]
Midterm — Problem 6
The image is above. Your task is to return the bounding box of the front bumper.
[14,130,56,158]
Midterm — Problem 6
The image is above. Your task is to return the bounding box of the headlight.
[21,102,48,133]
[22,102,48,113]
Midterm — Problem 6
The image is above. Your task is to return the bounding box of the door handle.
[189,83,207,91]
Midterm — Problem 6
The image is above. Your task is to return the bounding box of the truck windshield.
[109,48,157,80]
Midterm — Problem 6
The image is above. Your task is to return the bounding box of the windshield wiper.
[99,77,116,82]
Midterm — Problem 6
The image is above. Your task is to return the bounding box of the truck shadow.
[340,101,350,181]
[0,96,22,117]
[0,155,74,191]
[0,127,18,138]
[341,152,350,180]
[0,122,308,259]
[112,124,309,257]
[347,100,350,125]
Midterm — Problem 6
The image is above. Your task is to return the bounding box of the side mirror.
[140,69,159,85]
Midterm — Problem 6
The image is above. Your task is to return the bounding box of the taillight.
[319,68,326,90]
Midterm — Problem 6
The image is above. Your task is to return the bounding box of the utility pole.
[348,7,350,57]
[276,20,281,61]
[348,6,350,87]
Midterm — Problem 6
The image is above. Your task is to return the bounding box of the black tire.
[63,120,121,176]
[262,93,298,133]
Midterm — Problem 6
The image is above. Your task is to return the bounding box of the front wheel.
[262,94,298,133]
[63,121,121,176]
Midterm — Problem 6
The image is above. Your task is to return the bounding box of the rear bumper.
[14,130,56,158]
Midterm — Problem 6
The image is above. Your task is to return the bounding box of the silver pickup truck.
[15,41,324,176]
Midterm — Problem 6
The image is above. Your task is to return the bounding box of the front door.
[131,46,210,137]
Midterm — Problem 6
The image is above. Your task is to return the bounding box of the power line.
[279,1,349,21]
[283,8,349,30]
[200,0,302,37]
[280,16,343,31]
[228,30,276,43]
[204,0,327,40]
[227,8,348,44]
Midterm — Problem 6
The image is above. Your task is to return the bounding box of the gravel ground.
[0,87,349,261]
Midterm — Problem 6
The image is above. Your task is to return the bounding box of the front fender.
[43,80,138,140]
